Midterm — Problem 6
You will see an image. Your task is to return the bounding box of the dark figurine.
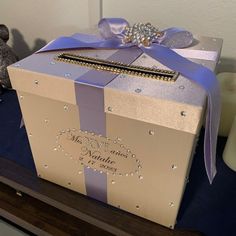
[0,24,18,94]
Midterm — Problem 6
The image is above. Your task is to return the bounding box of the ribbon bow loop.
[98,18,129,40]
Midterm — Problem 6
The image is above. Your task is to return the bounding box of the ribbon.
[38,18,220,184]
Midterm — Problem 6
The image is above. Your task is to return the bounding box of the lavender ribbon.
[38,18,220,183]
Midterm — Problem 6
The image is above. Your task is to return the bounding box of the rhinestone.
[44,164,48,169]
[50,61,56,65]
[169,202,174,207]
[53,147,57,151]
[29,133,32,137]
[179,85,185,90]
[149,130,155,135]
[64,73,71,77]
[135,88,142,93]
[132,154,136,158]
[20,95,24,99]
[139,175,143,180]
[107,106,113,112]
[64,105,68,111]
[34,80,39,85]
[44,119,49,123]
[68,182,71,185]
[111,180,115,184]
[171,165,177,170]
[181,111,187,117]
[136,205,140,209]
[78,170,83,174]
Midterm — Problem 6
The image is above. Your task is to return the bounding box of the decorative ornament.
[123,22,164,47]
[0,24,18,94]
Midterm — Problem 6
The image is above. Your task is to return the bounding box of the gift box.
[8,27,222,228]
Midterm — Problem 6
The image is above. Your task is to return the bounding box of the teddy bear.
[0,24,18,94]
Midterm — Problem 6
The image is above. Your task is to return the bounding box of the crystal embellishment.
[123,23,164,47]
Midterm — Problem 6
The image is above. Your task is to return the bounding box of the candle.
[217,72,236,137]
[223,116,236,171]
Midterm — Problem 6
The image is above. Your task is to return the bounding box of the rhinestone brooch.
[123,22,164,47]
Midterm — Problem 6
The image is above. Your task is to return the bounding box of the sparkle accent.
[64,105,68,111]
[135,88,142,93]
[34,80,39,85]
[123,22,163,47]
[139,175,143,180]
[171,165,177,170]
[64,73,71,77]
[169,202,174,207]
[50,61,56,65]
[111,180,115,184]
[107,106,113,112]
[180,111,187,117]
[149,130,155,135]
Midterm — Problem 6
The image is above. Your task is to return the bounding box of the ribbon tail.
[141,45,220,183]
[37,36,128,53]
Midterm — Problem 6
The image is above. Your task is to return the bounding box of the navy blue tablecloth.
[0,90,236,236]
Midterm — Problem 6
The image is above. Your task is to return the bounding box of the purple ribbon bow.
[39,18,220,184]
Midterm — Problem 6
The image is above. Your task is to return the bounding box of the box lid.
[8,36,222,134]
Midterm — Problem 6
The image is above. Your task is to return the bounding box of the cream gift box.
[8,35,222,228]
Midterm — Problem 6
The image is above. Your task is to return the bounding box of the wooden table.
[0,157,205,236]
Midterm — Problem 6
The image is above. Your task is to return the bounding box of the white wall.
[0,0,235,71]
[103,0,236,72]
[0,0,100,58]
